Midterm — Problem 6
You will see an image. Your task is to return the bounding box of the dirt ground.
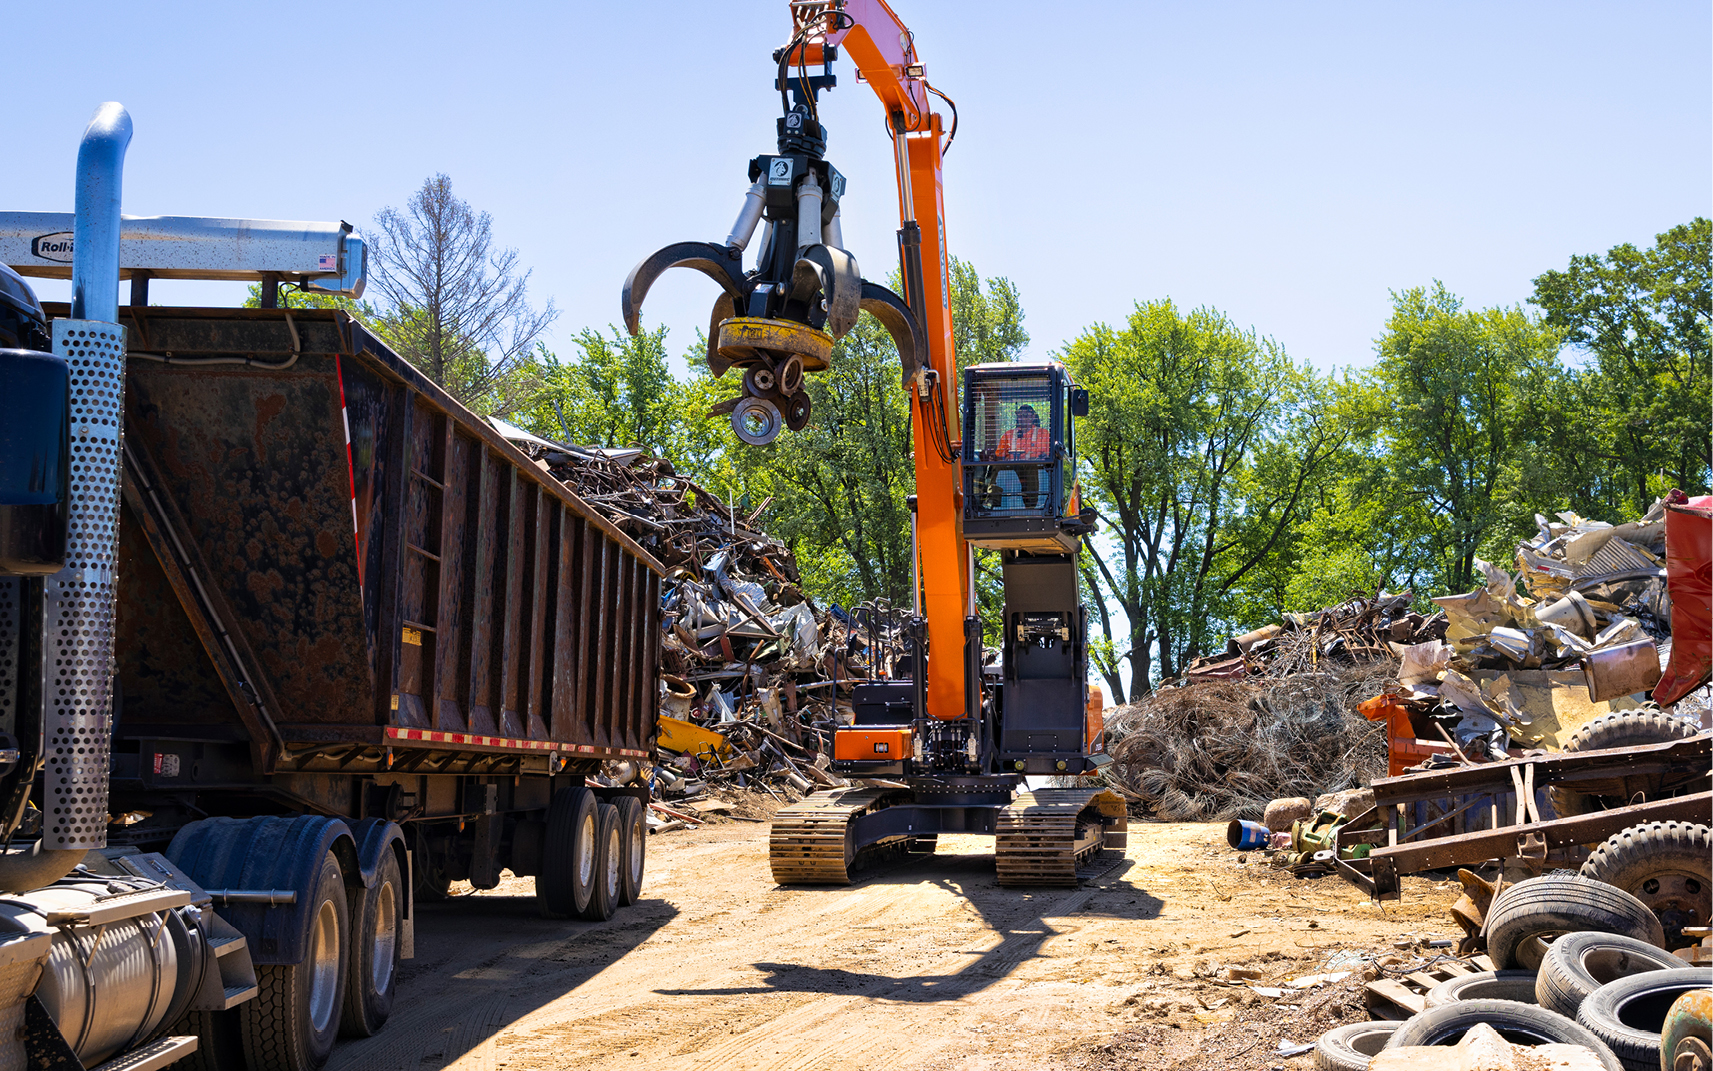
[326,815,1463,1071]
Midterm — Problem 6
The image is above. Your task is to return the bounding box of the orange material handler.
[621,0,1123,888]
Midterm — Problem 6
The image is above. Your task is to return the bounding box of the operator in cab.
[997,403,1050,508]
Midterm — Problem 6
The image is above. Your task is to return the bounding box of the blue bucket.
[1227,819,1270,851]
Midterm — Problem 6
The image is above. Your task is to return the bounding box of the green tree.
[1529,218,1712,511]
[1371,284,1562,594]
[1064,301,1347,701]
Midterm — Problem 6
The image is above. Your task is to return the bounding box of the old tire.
[1577,968,1713,1071]
[1488,873,1666,970]
[537,786,597,919]
[1537,931,1684,1019]
[1550,712,1700,819]
[1659,990,1712,1071]
[1581,822,1712,950]
[614,796,645,907]
[580,802,622,922]
[1385,999,1622,1070]
[1424,970,1539,1008]
[1314,1019,1400,1070]
[240,852,349,1071]
[341,848,402,1038]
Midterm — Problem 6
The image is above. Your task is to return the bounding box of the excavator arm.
[808,0,970,723]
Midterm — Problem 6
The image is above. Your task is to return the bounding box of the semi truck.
[0,103,660,1071]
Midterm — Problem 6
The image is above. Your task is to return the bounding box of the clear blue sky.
[9,2,1708,376]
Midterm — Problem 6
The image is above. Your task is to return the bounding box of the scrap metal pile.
[492,419,891,822]
[1364,497,1688,763]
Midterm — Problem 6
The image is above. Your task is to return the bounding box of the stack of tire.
[1315,840,1712,1070]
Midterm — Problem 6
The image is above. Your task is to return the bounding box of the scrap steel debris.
[1104,498,1700,824]
[491,418,892,826]
[1368,497,1688,762]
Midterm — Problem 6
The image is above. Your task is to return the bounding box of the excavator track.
[995,788,1127,887]
[770,788,903,885]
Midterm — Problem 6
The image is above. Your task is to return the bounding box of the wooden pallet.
[1364,955,1496,1019]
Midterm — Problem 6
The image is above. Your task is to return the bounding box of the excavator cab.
[961,362,1092,554]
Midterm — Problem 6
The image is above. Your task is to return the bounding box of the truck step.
[88,1035,198,1071]
[219,982,260,1010]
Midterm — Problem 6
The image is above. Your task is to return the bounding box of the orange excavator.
[622,0,1125,886]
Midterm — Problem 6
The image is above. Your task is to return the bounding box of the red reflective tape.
[334,355,362,588]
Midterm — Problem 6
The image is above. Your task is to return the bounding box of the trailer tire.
[614,796,645,907]
[1536,931,1682,1019]
[1424,970,1539,1008]
[1576,968,1713,1071]
[1314,1019,1399,1070]
[1384,999,1622,1070]
[240,851,349,1071]
[537,786,597,919]
[341,848,402,1038]
[1548,712,1700,820]
[1579,822,1711,950]
[1487,874,1666,970]
[581,803,621,922]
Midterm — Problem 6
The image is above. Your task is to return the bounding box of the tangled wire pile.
[1104,629,1395,822]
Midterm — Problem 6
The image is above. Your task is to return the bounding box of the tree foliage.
[1530,218,1711,514]
[1064,301,1346,701]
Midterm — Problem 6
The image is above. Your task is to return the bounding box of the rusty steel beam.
[1369,735,1710,806]
[1369,790,1713,874]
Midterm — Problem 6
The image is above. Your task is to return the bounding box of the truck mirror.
[1070,387,1089,418]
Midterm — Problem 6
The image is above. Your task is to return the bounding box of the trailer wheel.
[537,786,597,919]
[1536,931,1682,1018]
[241,851,349,1071]
[341,847,402,1038]
[614,796,646,906]
[581,803,622,921]
[1579,821,1712,950]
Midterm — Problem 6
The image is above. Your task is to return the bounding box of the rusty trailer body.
[54,302,660,878]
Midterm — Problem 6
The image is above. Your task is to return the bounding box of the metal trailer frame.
[1334,735,1713,899]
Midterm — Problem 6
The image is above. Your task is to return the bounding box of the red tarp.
[1653,493,1713,706]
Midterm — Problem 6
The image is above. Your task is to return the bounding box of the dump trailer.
[0,103,661,1071]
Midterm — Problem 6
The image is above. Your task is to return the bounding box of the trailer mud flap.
[165,814,357,965]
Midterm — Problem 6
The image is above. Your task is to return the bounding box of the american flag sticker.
[318,253,338,271]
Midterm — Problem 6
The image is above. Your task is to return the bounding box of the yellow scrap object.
[656,715,732,760]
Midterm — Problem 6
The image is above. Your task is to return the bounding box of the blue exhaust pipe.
[69,102,132,323]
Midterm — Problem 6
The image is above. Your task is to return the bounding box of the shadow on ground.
[325,892,679,1071]
[656,849,1164,1004]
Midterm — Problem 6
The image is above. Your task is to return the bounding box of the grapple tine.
[621,241,746,336]
[858,280,927,386]
[705,292,737,376]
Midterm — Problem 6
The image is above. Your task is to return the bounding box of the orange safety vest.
[997,425,1050,459]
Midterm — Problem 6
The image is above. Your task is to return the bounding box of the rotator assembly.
[621,43,924,445]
